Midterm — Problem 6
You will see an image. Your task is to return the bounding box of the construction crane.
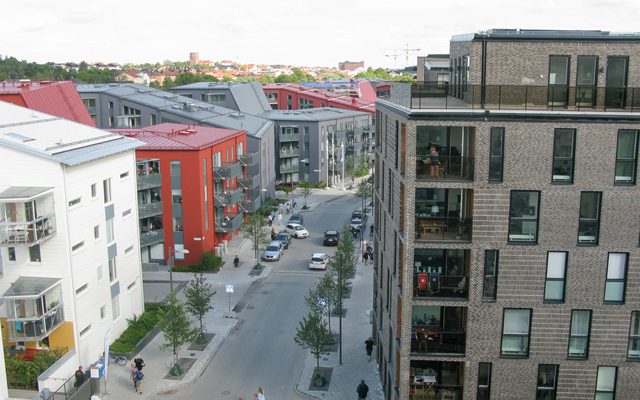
[402,44,421,66]
[385,51,401,69]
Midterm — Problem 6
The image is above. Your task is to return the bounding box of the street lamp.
[168,247,190,295]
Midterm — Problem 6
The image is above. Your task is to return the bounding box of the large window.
[578,192,601,244]
[548,55,570,107]
[595,366,617,400]
[605,253,628,303]
[614,130,638,184]
[501,309,531,357]
[489,127,504,182]
[477,362,491,400]
[576,56,598,108]
[628,311,640,359]
[415,126,475,181]
[544,252,567,302]
[483,250,498,301]
[508,191,540,243]
[552,128,575,182]
[536,364,559,400]
[413,249,468,299]
[568,310,591,358]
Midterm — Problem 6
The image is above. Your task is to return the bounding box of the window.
[111,294,120,320]
[8,247,16,261]
[627,311,640,359]
[483,250,498,301]
[548,55,570,107]
[97,265,103,281]
[477,362,491,400]
[605,253,628,303]
[501,309,531,357]
[568,310,591,358]
[552,128,575,182]
[170,160,181,176]
[213,152,221,168]
[125,245,133,254]
[150,114,157,125]
[544,252,567,302]
[29,244,41,262]
[94,225,100,239]
[100,305,106,320]
[536,364,558,400]
[106,218,115,243]
[489,127,504,182]
[75,283,88,295]
[72,241,84,252]
[91,183,97,198]
[206,93,226,105]
[614,130,638,184]
[120,171,129,179]
[595,366,617,400]
[108,101,113,109]
[127,280,136,291]
[122,208,132,218]
[508,191,540,243]
[103,178,112,203]
[79,325,91,337]
[68,197,81,207]
[576,56,598,108]
[108,116,114,127]
[578,192,601,244]
[108,257,117,282]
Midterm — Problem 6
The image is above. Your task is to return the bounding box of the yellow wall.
[0,318,75,351]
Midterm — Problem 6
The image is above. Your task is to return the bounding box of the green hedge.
[5,349,63,389]
[110,304,166,354]
[173,253,222,273]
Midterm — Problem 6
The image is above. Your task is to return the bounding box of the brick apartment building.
[373,29,640,400]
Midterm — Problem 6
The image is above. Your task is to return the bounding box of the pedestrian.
[267,214,273,226]
[292,200,297,210]
[356,379,369,399]
[365,337,374,362]
[271,228,277,240]
[258,386,266,400]
[286,203,291,214]
[130,363,137,389]
[362,250,369,264]
[133,356,145,371]
[133,368,144,394]
[74,365,86,388]
[234,255,240,268]
[369,224,374,238]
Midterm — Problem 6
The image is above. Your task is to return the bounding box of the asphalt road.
[155,192,361,400]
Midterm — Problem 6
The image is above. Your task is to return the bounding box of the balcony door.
[605,56,629,109]
[576,56,598,108]
[548,56,570,107]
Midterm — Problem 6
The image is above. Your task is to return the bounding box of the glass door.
[605,56,628,108]
[576,56,598,108]
[548,56,570,107]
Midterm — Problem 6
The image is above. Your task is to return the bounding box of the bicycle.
[103,352,128,366]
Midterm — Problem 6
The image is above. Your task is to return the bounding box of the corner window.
[501,309,531,357]
[614,130,638,184]
[544,252,567,302]
[536,364,558,400]
[627,311,640,359]
[508,191,540,243]
[605,253,628,303]
[552,128,575,183]
[568,310,591,358]
[578,192,601,245]
[477,362,491,400]
[483,250,498,301]
[489,127,504,182]
[595,366,617,400]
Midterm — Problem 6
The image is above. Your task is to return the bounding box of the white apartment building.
[0,101,144,390]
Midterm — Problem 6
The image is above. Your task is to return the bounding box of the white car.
[309,253,330,270]
[286,223,309,238]
[262,241,284,261]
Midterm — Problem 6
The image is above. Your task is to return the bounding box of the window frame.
[508,190,541,244]
[567,309,592,359]
[477,362,492,400]
[500,308,532,358]
[551,128,576,183]
[482,250,499,301]
[488,127,505,183]
[536,364,559,400]
[614,129,638,185]
[595,366,617,400]
[627,311,640,360]
[544,251,567,302]
[604,252,628,304]
[577,192,602,245]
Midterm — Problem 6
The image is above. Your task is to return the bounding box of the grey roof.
[452,29,640,42]
[424,61,449,70]
[0,186,53,201]
[4,277,61,297]
[77,83,273,139]
[259,107,370,122]
[171,82,272,115]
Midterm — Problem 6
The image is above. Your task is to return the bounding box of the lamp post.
[168,247,190,295]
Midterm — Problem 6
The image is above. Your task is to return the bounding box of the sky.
[2,0,640,69]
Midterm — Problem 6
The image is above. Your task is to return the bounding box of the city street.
[153,192,364,400]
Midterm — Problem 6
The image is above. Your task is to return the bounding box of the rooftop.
[110,123,244,151]
[260,107,370,122]
[262,83,376,114]
[170,81,272,114]
[452,28,640,42]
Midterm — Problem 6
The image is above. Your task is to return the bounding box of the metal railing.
[413,273,468,299]
[136,173,161,190]
[414,216,472,241]
[279,148,300,157]
[410,328,466,355]
[140,229,164,247]
[239,152,259,166]
[214,162,243,181]
[279,132,300,142]
[0,216,56,246]
[215,212,244,233]
[409,384,463,400]
[415,155,474,181]
[138,202,163,219]
[6,306,64,342]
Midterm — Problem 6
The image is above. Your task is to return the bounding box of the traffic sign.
[225,284,234,293]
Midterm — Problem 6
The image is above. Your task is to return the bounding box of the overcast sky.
[2,0,640,69]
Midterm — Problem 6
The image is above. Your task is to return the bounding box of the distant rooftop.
[110,123,243,151]
[170,81,272,114]
[262,83,375,114]
[260,107,370,122]
[452,29,640,42]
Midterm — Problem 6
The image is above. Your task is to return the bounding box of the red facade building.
[113,123,246,266]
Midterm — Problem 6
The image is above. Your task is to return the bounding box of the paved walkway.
[98,181,382,400]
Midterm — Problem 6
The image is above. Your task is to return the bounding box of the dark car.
[274,231,292,249]
[323,230,340,246]
[288,214,304,225]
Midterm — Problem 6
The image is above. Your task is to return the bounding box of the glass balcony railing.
[409,385,463,400]
[239,174,260,190]
[280,148,300,158]
[138,201,162,219]
[214,162,243,181]
[410,328,466,355]
[415,155,474,181]
[137,173,161,190]
[0,189,57,246]
[239,152,259,167]
[279,132,300,142]
[215,212,244,233]
[279,164,299,174]
[140,229,164,247]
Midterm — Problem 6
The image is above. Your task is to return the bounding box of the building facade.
[76,83,275,212]
[0,101,144,388]
[113,123,246,266]
[374,29,640,400]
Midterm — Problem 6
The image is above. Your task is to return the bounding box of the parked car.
[323,230,340,246]
[308,253,330,270]
[288,213,304,225]
[350,217,363,232]
[352,210,363,220]
[274,231,292,249]
[285,223,309,238]
[262,241,284,261]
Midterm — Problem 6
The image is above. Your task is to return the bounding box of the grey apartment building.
[76,83,276,210]
[373,29,640,400]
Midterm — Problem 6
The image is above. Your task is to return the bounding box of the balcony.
[239,152,259,167]
[4,277,64,342]
[279,132,300,142]
[411,306,466,355]
[280,147,300,158]
[393,83,640,112]
[0,187,56,246]
[214,162,243,181]
[410,360,464,400]
[215,212,244,233]
[140,229,164,247]
[137,173,161,190]
[239,174,260,190]
[416,156,474,181]
[138,201,162,219]
[415,188,473,242]
[279,164,299,174]
[225,188,244,205]
[413,249,469,300]
[241,197,260,213]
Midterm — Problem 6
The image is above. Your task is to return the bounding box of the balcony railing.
[415,156,474,181]
[391,83,640,112]
[138,202,162,219]
[409,384,463,400]
[140,229,164,247]
[225,188,244,205]
[413,273,468,299]
[137,173,161,190]
[0,216,56,246]
[280,148,300,158]
[214,162,243,181]
[6,306,64,342]
[279,132,300,142]
[239,152,259,167]
[415,217,472,241]
[215,212,244,233]
[411,327,466,355]
[279,164,299,174]
[239,174,260,190]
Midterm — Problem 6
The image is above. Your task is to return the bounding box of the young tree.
[159,293,198,376]
[239,213,270,267]
[327,226,357,314]
[294,312,334,382]
[299,181,311,209]
[305,274,336,333]
[183,273,215,342]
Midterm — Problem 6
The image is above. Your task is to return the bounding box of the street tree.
[327,226,357,314]
[239,213,270,267]
[294,312,334,385]
[183,273,215,343]
[299,181,311,209]
[159,292,198,376]
[305,273,337,333]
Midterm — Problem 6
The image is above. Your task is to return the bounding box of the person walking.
[233,255,240,268]
[133,356,145,371]
[365,337,374,362]
[74,366,86,388]
[257,386,266,400]
[362,250,369,265]
[357,380,369,399]
[369,223,374,238]
[133,368,144,394]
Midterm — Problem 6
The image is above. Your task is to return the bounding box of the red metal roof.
[262,83,376,114]
[0,81,96,126]
[110,123,244,150]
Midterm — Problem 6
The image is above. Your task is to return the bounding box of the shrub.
[5,349,63,389]
[110,305,166,354]
[174,253,222,273]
